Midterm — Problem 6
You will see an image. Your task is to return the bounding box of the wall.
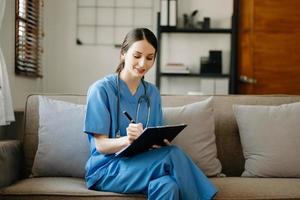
[42,0,159,94]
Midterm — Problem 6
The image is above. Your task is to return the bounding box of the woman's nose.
[139,58,146,67]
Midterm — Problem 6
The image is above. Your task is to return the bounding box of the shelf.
[160,73,230,78]
[159,26,232,34]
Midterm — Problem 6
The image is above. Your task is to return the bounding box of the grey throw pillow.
[233,102,300,177]
[31,96,89,178]
[163,97,222,177]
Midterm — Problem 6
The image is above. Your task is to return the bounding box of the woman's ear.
[120,52,125,60]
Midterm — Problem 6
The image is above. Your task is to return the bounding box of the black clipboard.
[115,124,187,157]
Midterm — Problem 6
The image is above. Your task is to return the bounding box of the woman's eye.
[147,57,153,60]
[133,55,140,58]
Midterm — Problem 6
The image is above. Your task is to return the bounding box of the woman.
[84,28,217,200]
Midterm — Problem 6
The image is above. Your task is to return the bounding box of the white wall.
[0,0,42,111]
[43,0,159,94]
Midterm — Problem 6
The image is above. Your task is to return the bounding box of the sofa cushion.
[0,177,145,200]
[211,177,300,200]
[31,96,89,178]
[0,140,21,188]
[233,102,300,177]
[163,97,222,177]
[2,177,300,200]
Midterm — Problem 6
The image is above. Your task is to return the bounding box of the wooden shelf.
[160,73,230,78]
[159,26,232,34]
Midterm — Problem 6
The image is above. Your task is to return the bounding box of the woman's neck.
[119,70,141,95]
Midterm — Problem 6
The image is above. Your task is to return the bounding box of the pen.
[123,111,136,123]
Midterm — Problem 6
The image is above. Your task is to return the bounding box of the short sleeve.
[84,83,111,135]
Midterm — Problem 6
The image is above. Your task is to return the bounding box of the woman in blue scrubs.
[84,28,218,200]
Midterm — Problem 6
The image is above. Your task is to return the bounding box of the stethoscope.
[115,74,151,138]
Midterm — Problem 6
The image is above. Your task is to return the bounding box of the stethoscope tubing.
[115,74,151,137]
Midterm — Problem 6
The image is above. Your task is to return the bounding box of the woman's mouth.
[135,68,146,74]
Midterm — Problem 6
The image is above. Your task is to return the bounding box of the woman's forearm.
[94,134,129,154]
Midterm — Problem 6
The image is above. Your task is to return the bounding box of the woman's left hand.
[152,139,171,149]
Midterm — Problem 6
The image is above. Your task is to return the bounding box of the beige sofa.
[1,94,300,200]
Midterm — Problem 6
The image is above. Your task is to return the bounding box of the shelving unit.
[159,26,232,33]
[155,9,237,95]
[160,73,230,77]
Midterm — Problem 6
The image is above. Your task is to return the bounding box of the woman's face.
[122,39,156,79]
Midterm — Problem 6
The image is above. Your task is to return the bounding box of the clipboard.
[115,124,187,157]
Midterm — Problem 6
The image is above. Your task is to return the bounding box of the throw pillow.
[233,102,300,177]
[31,96,89,178]
[163,97,222,177]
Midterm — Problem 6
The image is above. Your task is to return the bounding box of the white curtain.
[0,0,15,126]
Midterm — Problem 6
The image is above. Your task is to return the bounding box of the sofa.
[1,94,300,200]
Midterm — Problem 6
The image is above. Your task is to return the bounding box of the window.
[76,0,154,46]
[15,0,43,77]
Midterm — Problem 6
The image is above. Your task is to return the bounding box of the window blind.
[15,0,43,77]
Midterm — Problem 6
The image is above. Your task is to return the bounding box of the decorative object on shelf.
[183,14,189,27]
[181,11,211,30]
[169,0,177,27]
[160,0,178,27]
[160,0,168,26]
[200,57,210,73]
[200,50,222,74]
[183,10,198,28]
[203,17,210,29]
[162,63,190,74]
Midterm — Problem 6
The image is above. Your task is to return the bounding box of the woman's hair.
[115,28,158,74]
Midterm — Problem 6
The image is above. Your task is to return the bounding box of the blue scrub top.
[84,74,163,188]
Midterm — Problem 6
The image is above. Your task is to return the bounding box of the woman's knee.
[167,145,183,155]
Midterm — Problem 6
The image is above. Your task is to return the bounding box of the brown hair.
[115,28,158,74]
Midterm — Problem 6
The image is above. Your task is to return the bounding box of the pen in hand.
[123,111,136,123]
[123,111,144,142]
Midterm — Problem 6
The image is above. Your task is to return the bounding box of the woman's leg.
[164,146,218,200]
[148,176,179,200]
[94,145,217,200]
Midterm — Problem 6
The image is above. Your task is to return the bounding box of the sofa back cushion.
[163,97,222,177]
[31,96,89,178]
[23,94,300,177]
[23,95,87,177]
[233,102,300,177]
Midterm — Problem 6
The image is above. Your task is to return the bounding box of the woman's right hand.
[126,123,144,144]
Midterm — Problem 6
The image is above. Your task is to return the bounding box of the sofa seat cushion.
[211,177,300,200]
[2,177,300,200]
[0,177,145,200]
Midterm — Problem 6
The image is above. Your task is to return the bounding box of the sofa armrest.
[0,140,22,189]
